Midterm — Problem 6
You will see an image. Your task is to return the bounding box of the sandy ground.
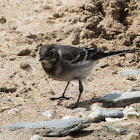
[0,0,140,139]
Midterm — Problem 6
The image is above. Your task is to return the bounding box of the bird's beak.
[39,57,43,61]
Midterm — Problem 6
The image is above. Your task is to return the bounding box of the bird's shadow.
[70,130,94,137]
[67,96,100,110]
[67,92,124,109]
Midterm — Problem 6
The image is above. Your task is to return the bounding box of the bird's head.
[39,44,59,64]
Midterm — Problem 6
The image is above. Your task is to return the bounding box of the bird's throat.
[41,60,52,68]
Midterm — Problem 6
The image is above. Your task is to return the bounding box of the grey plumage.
[39,44,138,108]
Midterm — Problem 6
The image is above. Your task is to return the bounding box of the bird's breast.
[41,60,98,81]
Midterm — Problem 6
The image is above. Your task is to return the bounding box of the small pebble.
[42,109,54,117]
[126,76,137,81]
[76,112,87,119]
[20,62,30,69]
[9,56,16,61]
[71,28,81,45]
[9,72,17,78]
[88,109,102,122]
[123,106,135,115]
[0,107,11,113]
[30,52,36,57]
[125,133,140,140]
[0,16,6,24]
[17,48,31,56]
[0,87,17,93]
[8,108,20,114]
[123,106,140,119]
[127,88,140,92]
[30,135,43,140]
[126,112,140,120]
[103,126,127,135]
[61,115,75,120]
[115,128,127,135]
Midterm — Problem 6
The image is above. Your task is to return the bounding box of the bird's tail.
[93,49,139,60]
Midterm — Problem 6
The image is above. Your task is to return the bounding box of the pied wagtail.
[39,44,138,108]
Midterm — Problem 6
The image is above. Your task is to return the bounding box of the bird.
[39,44,138,108]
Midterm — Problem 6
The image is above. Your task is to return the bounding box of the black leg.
[72,80,83,108]
[50,81,71,100]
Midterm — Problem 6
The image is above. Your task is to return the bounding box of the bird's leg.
[72,80,83,108]
[50,81,71,100]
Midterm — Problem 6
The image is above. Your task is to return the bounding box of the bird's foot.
[50,95,71,101]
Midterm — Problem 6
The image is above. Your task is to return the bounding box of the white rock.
[105,117,127,122]
[61,115,75,120]
[123,106,140,119]
[126,112,140,119]
[42,109,54,117]
[88,106,124,123]
[88,109,102,122]
[8,108,20,114]
[30,135,43,140]
[120,69,139,77]
[123,106,135,115]
[90,103,102,111]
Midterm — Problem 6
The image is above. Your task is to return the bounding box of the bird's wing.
[61,47,98,64]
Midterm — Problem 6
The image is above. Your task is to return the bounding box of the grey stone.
[0,119,90,137]
[99,90,140,107]
[88,107,123,123]
[120,69,139,76]
[103,125,127,135]
[127,88,140,92]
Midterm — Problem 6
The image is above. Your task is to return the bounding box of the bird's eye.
[49,50,55,57]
